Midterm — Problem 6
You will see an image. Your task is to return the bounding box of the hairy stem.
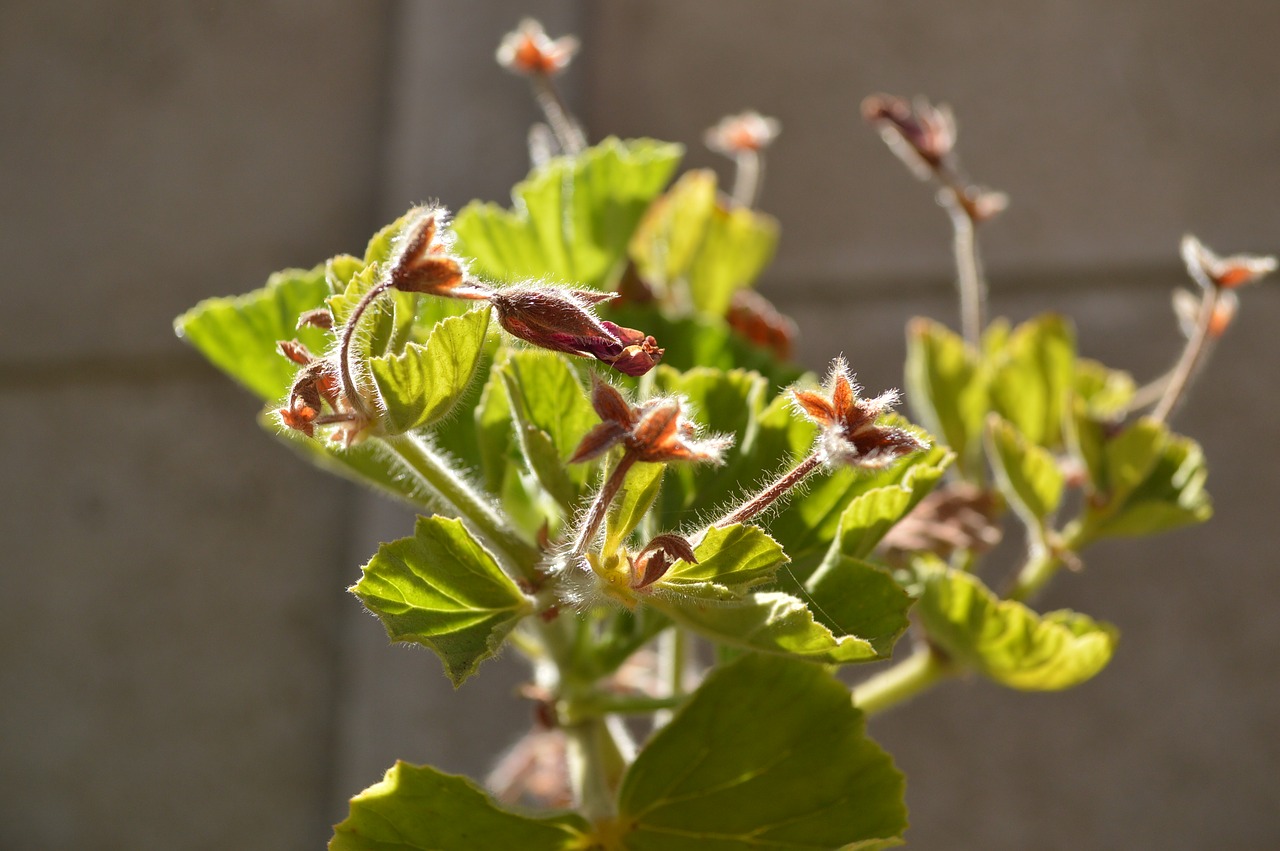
[941,190,987,349]
[338,280,391,420]
[1151,283,1219,425]
[714,451,824,530]
[572,452,639,556]
[731,150,763,209]
[384,432,542,580]
[852,645,951,717]
[530,74,585,155]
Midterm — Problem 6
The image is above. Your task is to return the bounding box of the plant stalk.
[713,451,824,531]
[1151,284,1219,425]
[852,645,951,717]
[530,74,586,156]
[731,150,763,209]
[338,280,392,420]
[941,190,987,349]
[572,452,639,556]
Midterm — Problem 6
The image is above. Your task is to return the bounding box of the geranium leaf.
[905,317,987,477]
[351,516,532,686]
[331,761,588,851]
[987,415,1064,526]
[987,313,1076,448]
[661,524,788,592]
[605,462,665,552]
[616,653,907,850]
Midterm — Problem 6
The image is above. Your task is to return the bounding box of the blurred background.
[3,1,1279,848]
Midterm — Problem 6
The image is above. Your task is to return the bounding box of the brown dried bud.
[496,18,579,77]
[1181,234,1277,290]
[629,533,698,589]
[725,290,796,360]
[705,111,780,156]
[862,93,956,180]
[570,375,733,465]
[296,308,334,331]
[489,285,664,376]
[878,482,1003,563]
[277,339,314,367]
[791,357,928,468]
[387,208,489,299]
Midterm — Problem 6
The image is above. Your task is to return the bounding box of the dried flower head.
[862,93,956,180]
[387,208,489,300]
[705,111,780,156]
[571,376,732,465]
[1172,287,1239,340]
[496,18,579,77]
[275,340,369,445]
[878,482,1003,563]
[1181,234,1277,290]
[791,357,928,468]
[726,289,796,360]
[629,533,698,590]
[489,285,664,376]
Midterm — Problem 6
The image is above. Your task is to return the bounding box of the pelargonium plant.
[175,18,1273,850]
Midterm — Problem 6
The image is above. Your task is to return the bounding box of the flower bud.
[705,111,780,156]
[862,93,956,180]
[496,18,579,77]
[1181,234,1277,290]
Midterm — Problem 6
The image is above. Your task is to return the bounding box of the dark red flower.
[570,375,731,465]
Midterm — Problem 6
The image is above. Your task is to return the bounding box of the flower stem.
[852,645,951,717]
[714,451,824,530]
[731,149,763,209]
[530,73,585,155]
[940,189,987,349]
[384,432,542,580]
[1152,283,1219,425]
[572,452,638,556]
[338,280,391,420]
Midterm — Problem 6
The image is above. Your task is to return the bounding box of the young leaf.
[905,317,987,476]
[987,415,1064,526]
[797,555,913,658]
[331,761,589,851]
[616,653,907,850]
[351,516,532,686]
[175,265,331,402]
[915,564,1118,690]
[986,313,1076,448]
[654,591,881,664]
[832,450,953,560]
[661,524,788,592]
[453,137,683,289]
[605,462,665,551]
[1074,358,1136,419]
[499,350,598,510]
[369,308,491,435]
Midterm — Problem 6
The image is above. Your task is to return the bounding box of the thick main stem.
[385,433,542,579]
[1152,284,1219,425]
[852,645,950,717]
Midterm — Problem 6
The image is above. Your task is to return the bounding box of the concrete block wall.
[3,1,1277,848]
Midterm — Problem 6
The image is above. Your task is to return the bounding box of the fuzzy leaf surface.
[175,265,331,402]
[661,524,788,593]
[453,137,682,289]
[352,516,531,686]
[916,564,1118,690]
[832,451,953,560]
[369,308,491,435]
[331,761,588,851]
[616,653,907,850]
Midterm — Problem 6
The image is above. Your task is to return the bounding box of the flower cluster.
[571,376,731,465]
[1181,235,1277,291]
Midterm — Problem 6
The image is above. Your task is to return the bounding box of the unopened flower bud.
[1181,234,1277,290]
[497,18,579,77]
[862,93,956,180]
[1172,286,1239,340]
[705,111,780,156]
[570,376,733,465]
[629,534,698,589]
[296,308,334,331]
[387,208,489,300]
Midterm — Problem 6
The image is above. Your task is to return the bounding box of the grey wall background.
[3,1,1278,849]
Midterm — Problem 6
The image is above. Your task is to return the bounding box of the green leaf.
[616,653,907,850]
[905,317,987,476]
[1079,417,1212,541]
[326,252,420,360]
[832,451,953,560]
[1074,358,1136,419]
[661,524,788,593]
[175,264,331,402]
[605,462,665,551]
[987,314,1076,448]
[453,137,683,290]
[916,564,1118,690]
[369,308,491,435]
[351,516,532,686]
[630,169,779,316]
[331,761,589,851]
[499,350,598,510]
[986,415,1064,526]
[655,591,881,664]
[797,556,912,658]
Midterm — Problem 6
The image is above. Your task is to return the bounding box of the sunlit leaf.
[616,653,907,850]
[916,563,1118,690]
[453,137,683,290]
[798,556,913,658]
[175,265,331,402]
[987,313,1075,448]
[905,317,987,477]
[351,516,532,686]
[369,308,491,435]
[1074,358,1136,419]
[605,462,665,551]
[331,761,588,851]
[987,415,1064,526]
[661,524,788,593]
[831,450,953,560]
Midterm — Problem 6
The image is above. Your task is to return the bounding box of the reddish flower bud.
[496,18,578,77]
[387,208,490,300]
[1181,234,1277,290]
[862,93,956,180]
[570,375,732,466]
[296,308,334,331]
[629,533,698,589]
[705,111,780,156]
[1172,287,1239,340]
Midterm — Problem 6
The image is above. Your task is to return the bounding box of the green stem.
[384,432,542,580]
[852,646,951,717]
[567,691,686,719]
[731,149,763,209]
[1006,547,1060,604]
[941,190,986,349]
[563,715,623,820]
